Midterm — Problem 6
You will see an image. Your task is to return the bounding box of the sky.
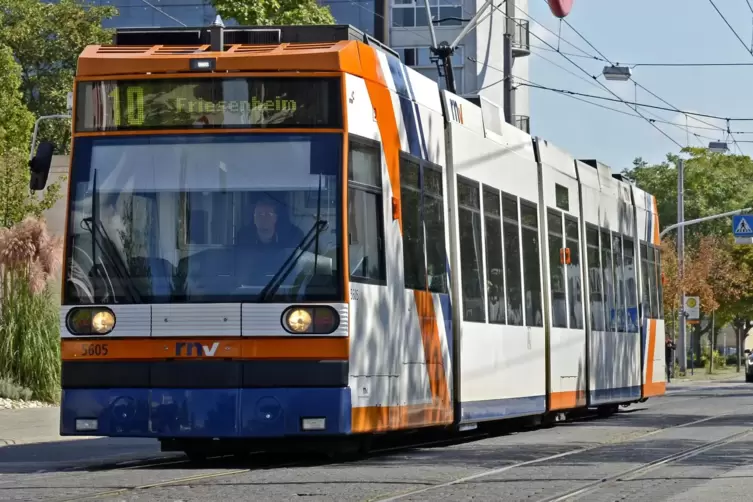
[525,0,753,172]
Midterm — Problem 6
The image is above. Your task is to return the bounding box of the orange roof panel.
[76,40,365,78]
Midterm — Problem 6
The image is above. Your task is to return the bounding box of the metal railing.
[510,19,530,57]
[514,114,530,134]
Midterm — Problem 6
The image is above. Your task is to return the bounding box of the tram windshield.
[63,133,342,304]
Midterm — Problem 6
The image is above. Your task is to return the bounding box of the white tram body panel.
[343,55,454,432]
[632,184,667,398]
[535,140,588,410]
[442,91,547,423]
[577,160,642,405]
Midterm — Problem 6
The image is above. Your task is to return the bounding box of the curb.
[0,435,97,447]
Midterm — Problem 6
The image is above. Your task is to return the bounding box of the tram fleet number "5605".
[79,344,109,357]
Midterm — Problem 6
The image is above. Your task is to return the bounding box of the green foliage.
[625,147,753,326]
[0,44,34,153]
[0,376,33,401]
[210,0,335,26]
[0,0,117,154]
[0,283,60,403]
[625,148,753,242]
[0,147,61,228]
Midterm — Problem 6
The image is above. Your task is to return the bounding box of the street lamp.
[602,65,632,81]
[708,141,729,153]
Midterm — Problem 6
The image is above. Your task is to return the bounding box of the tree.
[625,148,753,244]
[210,0,335,27]
[0,44,59,228]
[0,0,117,154]
[0,44,33,154]
[627,148,753,339]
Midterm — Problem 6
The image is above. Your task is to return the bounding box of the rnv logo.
[175,342,220,357]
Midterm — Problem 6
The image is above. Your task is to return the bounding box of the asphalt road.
[1,379,753,501]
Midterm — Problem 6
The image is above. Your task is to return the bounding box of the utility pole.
[677,159,687,373]
[503,0,514,124]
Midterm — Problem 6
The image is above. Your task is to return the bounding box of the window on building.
[457,175,485,322]
[503,193,523,325]
[391,0,463,28]
[400,157,425,290]
[520,200,543,327]
[348,139,386,283]
[586,225,605,331]
[612,233,626,333]
[548,208,567,328]
[565,215,583,329]
[320,0,382,40]
[483,186,505,324]
[623,237,638,332]
[600,229,614,333]
[424,166,448,294]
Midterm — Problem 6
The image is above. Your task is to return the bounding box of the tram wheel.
[184,449,209,462]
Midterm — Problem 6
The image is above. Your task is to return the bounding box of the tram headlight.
[285,309,312,333]
[66,307,116,336]
[92,311,116,334]
[282,306,340,334]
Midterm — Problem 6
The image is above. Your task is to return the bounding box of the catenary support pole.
[677,159,687,373]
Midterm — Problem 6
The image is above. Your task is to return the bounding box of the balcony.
[511,19,530,58]
[514,114,530,134]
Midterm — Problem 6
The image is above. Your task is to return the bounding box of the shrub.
[0,217,62,403]
[0,376,33,401]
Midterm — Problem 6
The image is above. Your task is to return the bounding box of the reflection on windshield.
[64,133,342,304]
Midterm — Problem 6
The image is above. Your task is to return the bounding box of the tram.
[27,22,666,457]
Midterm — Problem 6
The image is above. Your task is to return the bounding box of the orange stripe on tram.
[61,337,349,361]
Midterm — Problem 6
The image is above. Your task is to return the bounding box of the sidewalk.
[0,406,96,446]
[670,366,744,384]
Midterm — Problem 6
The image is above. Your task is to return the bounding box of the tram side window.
[457,175,485,322]
[503,193,523,325]
[565,215,583,329]
[646,244,658,319]
[424,167,448,294]
[623,237,639,333]
[600,229,615,333]
[586,225,605,331]
[348,140,386,283]
[654,248,664,319]
[612,233,626,333]
[483,186,505,324]
[521,200,543,327]
[400,157,425,290]
[548,209,567,328]
[640,242,652,321]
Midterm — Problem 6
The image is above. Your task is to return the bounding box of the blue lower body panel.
[60,387,352,438]
[459,396,547,423]
[589,385,642,406]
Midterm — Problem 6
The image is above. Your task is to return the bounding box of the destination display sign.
[74,77,342,131]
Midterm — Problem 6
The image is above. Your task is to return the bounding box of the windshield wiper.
[258,174,329,302]
[81,169,142,303]
[257,218,328,302]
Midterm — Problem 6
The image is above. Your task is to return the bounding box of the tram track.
[370,405,753,501]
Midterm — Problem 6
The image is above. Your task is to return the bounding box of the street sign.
[684,296,700,321]
[733,215,753,236]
